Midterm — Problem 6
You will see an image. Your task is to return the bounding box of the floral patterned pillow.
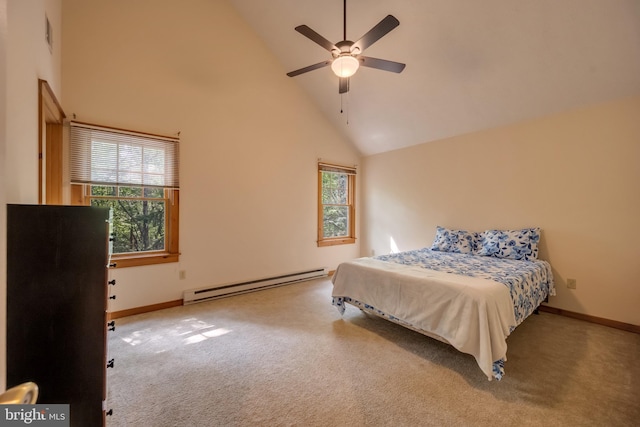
[430,226,479,254]
[476,228,541,261]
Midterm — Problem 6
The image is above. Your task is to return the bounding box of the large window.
[318,162,356,246]
[69,122,180,267]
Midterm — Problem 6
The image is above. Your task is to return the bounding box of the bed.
[331,226,555,381]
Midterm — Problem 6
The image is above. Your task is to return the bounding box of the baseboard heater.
[183,267,328,305]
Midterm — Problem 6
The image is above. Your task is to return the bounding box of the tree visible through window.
[318,162,356,246]
[90,185,167,253]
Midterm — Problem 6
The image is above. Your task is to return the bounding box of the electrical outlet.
[179,270,186,280]
[567,278,577,289]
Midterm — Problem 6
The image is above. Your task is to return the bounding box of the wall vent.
[183,267,328,305]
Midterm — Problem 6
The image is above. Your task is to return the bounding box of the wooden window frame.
[69,121,180,268]
[317,163,356,247]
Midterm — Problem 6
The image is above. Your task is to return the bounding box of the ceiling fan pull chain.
[340,93,350,125]
[346,92,349,125]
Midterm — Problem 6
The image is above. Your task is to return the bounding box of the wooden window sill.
[109,252,179,268]
[317,238,356,247]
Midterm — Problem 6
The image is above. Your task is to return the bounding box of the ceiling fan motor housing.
[333,40,356,57]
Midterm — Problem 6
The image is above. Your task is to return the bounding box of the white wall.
[362,96,640,326]
[61,0,361,311]
[1,0,62,391]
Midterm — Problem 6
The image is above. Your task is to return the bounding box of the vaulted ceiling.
[229,0,640,156]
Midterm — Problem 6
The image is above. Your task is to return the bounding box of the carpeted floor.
[106,278,640,427]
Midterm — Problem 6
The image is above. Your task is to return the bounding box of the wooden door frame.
[38,79,66,204]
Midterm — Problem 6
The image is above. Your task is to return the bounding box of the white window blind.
[69,122,179,189]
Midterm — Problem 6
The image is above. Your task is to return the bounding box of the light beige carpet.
[106,278,639,427]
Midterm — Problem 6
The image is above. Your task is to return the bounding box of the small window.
[69,122,180,267]
[318,162,356,246]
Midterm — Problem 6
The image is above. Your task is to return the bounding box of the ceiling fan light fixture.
[331,55,360,77]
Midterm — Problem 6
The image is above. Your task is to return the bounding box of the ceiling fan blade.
[287,60,332,77]
[295,25,338,52]
[339,77,349,94]
[351,15,400,53]
[359,56,406,73]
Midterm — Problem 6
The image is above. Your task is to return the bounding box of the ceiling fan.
[286,0,406,94]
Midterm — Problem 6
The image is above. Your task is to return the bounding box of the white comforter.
[331,257,517,380]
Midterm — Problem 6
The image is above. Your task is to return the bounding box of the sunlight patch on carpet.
[119,317,233,347]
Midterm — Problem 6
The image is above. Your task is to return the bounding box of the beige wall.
[61,0,361,311]
[362,95,640,326]
[1,0,62,391]
[5,0,61,203]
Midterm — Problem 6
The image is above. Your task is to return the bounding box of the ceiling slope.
[229,0,640,156]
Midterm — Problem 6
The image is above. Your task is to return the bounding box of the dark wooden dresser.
[7,204,111,426]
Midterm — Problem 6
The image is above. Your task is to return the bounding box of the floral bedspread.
[375,248,555,325]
